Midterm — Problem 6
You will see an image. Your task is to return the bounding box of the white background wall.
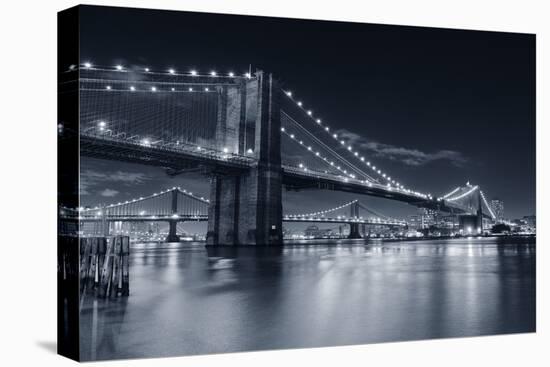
[0,0,547,366]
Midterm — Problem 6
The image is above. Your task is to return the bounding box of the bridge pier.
[207,71,283,245]
[348,223,362,239]
[165,220,180,243]
[347,201,362,239]
[165,189,180,242]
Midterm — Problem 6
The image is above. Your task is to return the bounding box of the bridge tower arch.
[207,71,283,245]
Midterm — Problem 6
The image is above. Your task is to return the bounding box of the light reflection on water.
[79,237,535,361]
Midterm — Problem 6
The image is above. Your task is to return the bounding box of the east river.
[79,237,535,361]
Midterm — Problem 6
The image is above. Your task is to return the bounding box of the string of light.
[446,185,479,202]
[287,200,358,218]
[80,62,254,79]
[281,87,427,196]
[282,111,378,183]
[281,124,431,199]
[439,187,461,201]
[77,186,209,213]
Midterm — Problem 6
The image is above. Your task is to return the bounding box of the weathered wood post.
[85,238,98,293]
[121,236,130,296]
[98,237,114,298]
[79,238,91,294]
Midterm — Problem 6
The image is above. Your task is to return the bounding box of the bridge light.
[144,67,150,72]
[188,87,193,92]
[286,91,292,97]
[333,134,338,138]
[98,121,106,128]
[299,163,303,168]
[316,119,322,124]
[348,146,352,151]
[168,68,175,74]
[280,127,285,132]
[247,148,253,154]
[290,134,294,139]
[360,157,364,161]
[297,101,302,107]
[171,87,175,91]
[341,140,345,145]
[151,86,157,92]
[130,86,135,91]
[83,62,92,68]
[307,110,312,116]
[228,71,235,77]
[325,127,329,131]
[141,138,151,146]
[210,71,217,76]
[190,70,198,76]
[354,152,358,156]
[106,85,111,90]
[367,162,371,166]
[204,87,209,91]
[223,147,229,153]
[116,65,123,71]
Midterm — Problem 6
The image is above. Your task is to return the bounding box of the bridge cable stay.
[445,185,478,202]
[279,88,421,195]
[79,67,251,160]
[281,112,378,182]
[439,187,461,200]
[479,190,497,219]
[356,202,392,221]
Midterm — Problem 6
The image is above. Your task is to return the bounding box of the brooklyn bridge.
[59,63,497,245]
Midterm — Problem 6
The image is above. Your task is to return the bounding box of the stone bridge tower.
[206,71,283,245]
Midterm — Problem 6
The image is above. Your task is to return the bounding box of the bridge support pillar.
[166,221,180,243]
[207,71,283,245]
[348,223,362,239]
[166,190,180,242]
[347,201,362,239]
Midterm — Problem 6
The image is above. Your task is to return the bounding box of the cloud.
[99,188,119,197]
[337,130,467,167]
[80,169,151,195]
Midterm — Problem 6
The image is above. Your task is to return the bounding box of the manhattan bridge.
[58,63,498,245]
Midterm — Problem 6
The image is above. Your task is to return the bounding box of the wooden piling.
[98,237,114,298]
[79,238,91,294]
[74,235,129,299]
[86,238,98,293]
[110,237,122,297]
[121,236,130,296]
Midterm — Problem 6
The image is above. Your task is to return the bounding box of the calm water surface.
[80,237,535,361]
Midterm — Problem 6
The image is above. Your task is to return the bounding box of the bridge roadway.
[79,133,470,215]
[77,214,406,226]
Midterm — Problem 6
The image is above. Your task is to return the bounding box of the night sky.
[79,5,535,226]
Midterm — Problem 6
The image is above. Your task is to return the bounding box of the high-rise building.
[490,198,504,221]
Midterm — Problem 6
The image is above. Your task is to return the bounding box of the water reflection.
[79,238,535,361]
